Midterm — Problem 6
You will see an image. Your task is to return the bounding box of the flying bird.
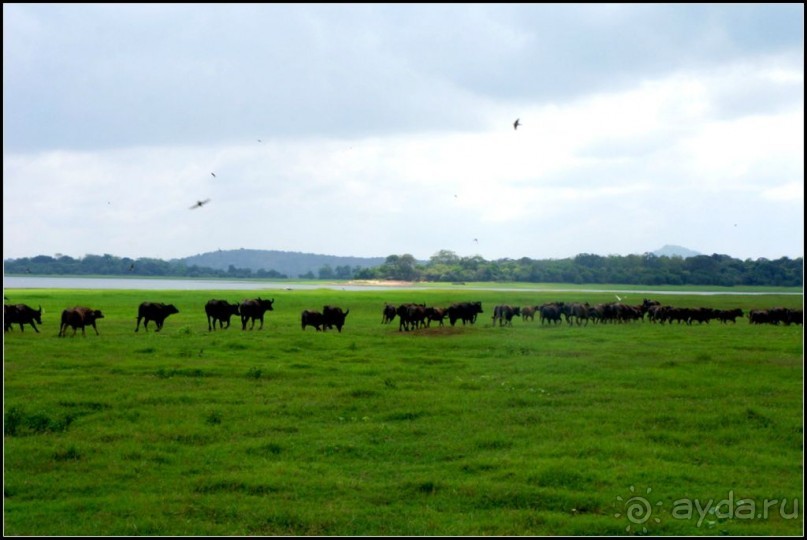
[129,263,135,272]
[190,199,211,209]
[210,172,216,178]
[513,118,521,130]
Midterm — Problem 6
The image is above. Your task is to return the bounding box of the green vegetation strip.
[3,288,803,535]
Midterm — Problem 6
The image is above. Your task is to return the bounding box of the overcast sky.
[3,4,804,263]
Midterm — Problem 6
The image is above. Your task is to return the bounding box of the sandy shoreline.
[345,279,416,287]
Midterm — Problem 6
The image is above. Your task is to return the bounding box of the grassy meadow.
[3,286,804,535]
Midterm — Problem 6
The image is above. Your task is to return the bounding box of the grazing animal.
[641,298,661,315]
[447,302,484,326]
[4,304,43,332]
[322,305,350,332]
[749,307,802,325]
[301,310,325,331]
[716,308,743,324]
[205,299,240,331]
[424,307,448,327]
[135,302,179,332]
[539,303,564,325]
[381,303,397,324]
[239,297,275,330]
[786,309,803,325]
[396,303,425,332]
[565,303,590,326]
[405,304,427,331]
[748,309,770,325]
[59,306,104,337]
[492,305,520,326]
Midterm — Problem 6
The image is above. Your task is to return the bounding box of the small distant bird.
[257,139,262,143]
[129,263,135,272]
[473,238,479,243]
[190,199,211,209]
[513,118,521,130]
[210,172,216,178]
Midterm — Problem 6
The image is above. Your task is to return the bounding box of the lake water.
[3,276,386,291]
[3,276,802,296]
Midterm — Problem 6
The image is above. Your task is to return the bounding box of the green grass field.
[3,287,803,535]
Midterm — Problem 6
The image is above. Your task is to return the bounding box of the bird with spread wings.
[190,199,211,209]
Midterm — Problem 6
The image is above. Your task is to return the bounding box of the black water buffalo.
[447,302,483,326]
[539,303,564,325]
[301,310,325,331]
[424,307,447,327]
[716,308,743,324]
[240,297,275,330]
[323,305,349,332]
[4,304,43,332]
[59,306,104,337]
[135,302,179,332]
[565,303,590,326]
[641,298,661,315]
[381,303,397,324]
[689,307,718,324]
[396,303,426,331]
[205,299,240,331]
[645,304,666,323]
[492,305,520,326]
[786,309,804,325]
[396,303,415,331]
[749,307,802,325]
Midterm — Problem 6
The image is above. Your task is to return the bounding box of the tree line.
[3,251,803,287]
[357,251,803,287]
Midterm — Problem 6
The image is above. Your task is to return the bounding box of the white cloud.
[761,182,804,202]
[3,5,803,262]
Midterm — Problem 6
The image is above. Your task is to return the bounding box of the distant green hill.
[652,244,702,258]
[174,249,385,278]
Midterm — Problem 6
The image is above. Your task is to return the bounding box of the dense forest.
[4,250,803,287]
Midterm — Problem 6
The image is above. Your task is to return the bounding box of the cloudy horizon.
[4,4,803,263]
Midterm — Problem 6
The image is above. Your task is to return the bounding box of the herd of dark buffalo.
[385,299,803,330]
[2,297,343,336]
[3,297,803,337]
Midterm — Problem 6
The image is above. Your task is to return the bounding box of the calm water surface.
[3,276,801,296]
[4,276,374,291]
